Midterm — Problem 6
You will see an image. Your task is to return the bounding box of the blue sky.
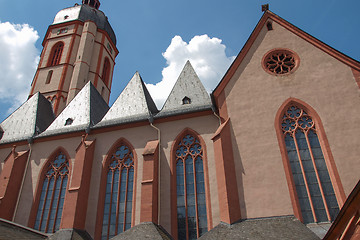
[0,0,359,122]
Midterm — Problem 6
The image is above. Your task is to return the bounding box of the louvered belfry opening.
[82,0,101,9]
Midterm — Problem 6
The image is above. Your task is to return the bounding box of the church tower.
[29,0,118,115]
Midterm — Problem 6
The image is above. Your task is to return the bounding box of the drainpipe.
[149,115,161,225]
[210,93,222,125]
[211,105,222,125]
[13,137,33,221]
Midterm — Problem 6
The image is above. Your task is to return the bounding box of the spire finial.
[262,4,269,12]
[82,0,101,10]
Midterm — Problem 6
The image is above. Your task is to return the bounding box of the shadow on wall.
[20,154,34,226]
[159,143,172,234]
[229,120,247,219]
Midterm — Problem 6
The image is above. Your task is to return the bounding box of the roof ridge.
[95,72,158,128]
[0,92,54,144]
[39,82,109,137]
[155,60,212,118]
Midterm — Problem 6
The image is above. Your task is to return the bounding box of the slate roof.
[0,218,48,240]
[53,4,116,45]
[48,229,93,240]
[0,92,55,144]
[0,61,214,143]
[39,82,109,137]
[155,61,212,119]
[95,72,158,128]
[199,216,320,240]
[110,222,173,240]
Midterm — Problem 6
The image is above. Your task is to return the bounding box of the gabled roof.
[0,93,55,144]
[110,222,172,240]
[49,228,93,240]
[213,10,360,98]
[0,217,48,239]
[95,72,158,128]
[155,61,212,118]
[199,216,319,240]
[39,81,109,137]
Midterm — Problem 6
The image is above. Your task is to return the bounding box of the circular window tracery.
[262,49,299,75]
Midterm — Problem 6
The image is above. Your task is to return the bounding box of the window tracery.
[48,42,64,67]
[175,134,208,240]
[263,49,299,75]
[281,105,339,223]
[101,144,134,240]
[34,152,69,233]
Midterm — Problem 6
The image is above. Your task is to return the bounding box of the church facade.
[0,1,359,239]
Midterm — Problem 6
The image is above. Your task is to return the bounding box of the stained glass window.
[176,134,208,240]
[101,144,134,240]
[281,105,339,223]
[48,42,64,66]
[34,152,69,233]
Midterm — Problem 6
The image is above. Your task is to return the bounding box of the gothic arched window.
[174,132,209,240]
[47,42,64,66]
[101,142,135,240]
[34,152,69,233]
[101,57,110,87]
[279,103,340,224]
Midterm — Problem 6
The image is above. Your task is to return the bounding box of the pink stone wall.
[223,21,360,219]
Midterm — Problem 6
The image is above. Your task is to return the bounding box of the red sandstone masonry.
[140,140,159,223]
[0,148,29,220]
[61,137,96,229]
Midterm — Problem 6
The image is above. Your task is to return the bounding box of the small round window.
[262,49,299,75]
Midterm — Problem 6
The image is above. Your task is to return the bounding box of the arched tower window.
[174,132,209,240]
[34,152,69,233]
[47,42,64,67]
[101,57,110,87]
[279,103,340,224]
[101,142,135,240]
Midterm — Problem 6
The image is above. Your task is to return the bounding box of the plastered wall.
[0,113,219,238]
[223,21,360,219]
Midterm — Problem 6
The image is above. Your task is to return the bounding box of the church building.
[0,1,359,239]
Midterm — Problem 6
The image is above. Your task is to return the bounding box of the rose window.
[263,49,299,75]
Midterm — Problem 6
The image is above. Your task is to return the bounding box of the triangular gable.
[95,72,158,127]
[213,10,360,98]
[0,93,54,144]
[155,60,212,118]
[40,81,109,136]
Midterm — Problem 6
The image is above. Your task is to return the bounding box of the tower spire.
[82,0,101,10]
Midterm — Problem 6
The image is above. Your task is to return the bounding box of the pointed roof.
[0,93,54,144]
[110,222,172,240]
[48,228,93,240]
[199,216,319,239]
[39,82,109,137]
[155,61,212,118]
[95,72,158,128]
[213,10,360,98]
[0,218,47,240]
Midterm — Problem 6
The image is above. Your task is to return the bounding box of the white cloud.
[146,34,235,109]
[0,22,40,114]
